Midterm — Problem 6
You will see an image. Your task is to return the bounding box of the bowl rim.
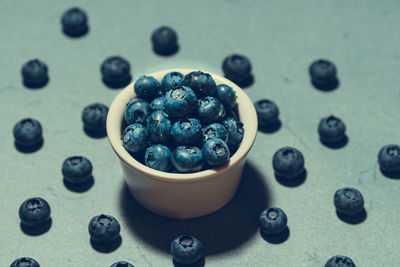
[106,68,258,183]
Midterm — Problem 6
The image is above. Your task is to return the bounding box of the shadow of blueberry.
[90,236,122,253]
[83,127,107,139]
[275,170,307,187]
[229,74,254,89]
[63,27,89,38]
[260,227,290,244]
[380,169,400,179]
[63,176,94,193]
[320,136,349,149]
[102,76,132,90]
[14,139,44,153]
[119,161,270,255]
[23,77,49,89]
[153,45,179,57]
[311,79,339,92]
[336,209,367,225]
[20,218,52,236]
[173,256,205,267]
[258,120,282,134]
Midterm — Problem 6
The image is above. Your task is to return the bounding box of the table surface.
[1,0,400,266]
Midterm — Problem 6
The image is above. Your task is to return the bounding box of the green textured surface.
[1,0,400,266]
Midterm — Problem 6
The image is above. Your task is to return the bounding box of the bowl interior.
[106,68,258,183]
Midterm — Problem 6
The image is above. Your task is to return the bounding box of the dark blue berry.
[309,59,338,90]
[259,207,288,235]
[171,118,202,145]
[150,96,165,111]
[88,214,121,243]
[318,115,346,143]
[151,26,178,56]
[82,103,108,132]
[197,97,221,123]
[145,144,172,172]
[161,71,184,92]
[10,257,40,267]
[101,56,131,88]
[216,102,226,122]
[170,235,204,265]
[181,71,217,97]
[62,156,93,184]
[325,255,355,267]
[124,98,151,125]
[202,138,230,167]
[134,75,161,101]
[202,123,228,144]
[19,197,51,227]
[222,54,252,84]
[378,144,400,174]
[61,7,88,37]
[272,147,305,179]
[222,117,244,148]
[172,146,204,173]
[216,84,237,110]
[110,261,135,267]
[13,118,43,147]
[122,123,148,153]
[254,99,279,127]
[164,86,197,119]
[21,59,49,88]
[334,187,364,215]
[146,111,172,143]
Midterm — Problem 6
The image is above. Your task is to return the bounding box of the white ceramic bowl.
[107,68,257,219]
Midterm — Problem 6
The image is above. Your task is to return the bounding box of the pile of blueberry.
[121,70,243,173]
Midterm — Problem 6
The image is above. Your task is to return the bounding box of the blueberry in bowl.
[171,118,202,145]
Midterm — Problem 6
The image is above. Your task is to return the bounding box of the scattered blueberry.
[145,144,172,172]
[88,214,121,243]
[151,26,178,55]
[202,123,228,144]
[254,99,279,128]
[182,71,217,97]
[161,71,184,92]
[272,147,305,179]
[62,156,93,184]
[134,75,161,101]
[82,103,108,132]
[61,7,88,37]
[223,117,244,148]
[21,59,49,88]
[216,84,237,110]
[13,118,43,148]
[334,187,365,216]
[325,255,355,267]
[101,56,132,88]
[378,144,400,174]
[222,54,252,84]
[202,138,230,167]
[259,207,288,235]
[146,110,172,143]
[164,86,197,119]
[170,235,204,265]
[150,96,165,111]
[110,261,135,267]
[19,197,51,227]
[309,59,338,90]
[318,115,346,143]
[197,97,221,123]
[124,98,151,125]
[122,123,148,153]
[10,257,40,267]
[172,146,204,173]
[171,118,202,145]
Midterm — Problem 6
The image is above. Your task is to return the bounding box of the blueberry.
[62,156,93,184]
[151,26,178,55]
[170,235,204,265]
[10,257,40,267]
[318,115,346,143]
[378,144,400,174]
[101,56,131,88]
[61,7,88,37]
[272,147,305,179]
[134,75,161,101]
[82,103,108,132]
[202,138,230,167]
[150,96,165,111]
[164,86,197,119]
[325,255,355,267]
[122,123,148,153]
[216,102,227,122]
[124,98,151,125]
[171,118,202,145]
[19,197,51,227]
[145,144,172,172]
[202,123,228,144]
[161,71,184,92]
[172,146,204,173]
[334,187,364,216]
[21,59,49,88]
[197,97,221,123]
[259,207,288,235]
[110,261,135,267]
[254,99,279,127]
[146,111,172,143]
[222,54,252,84]
[222,117,244,148]
[216,84,237,110]
[309,59,338,90]
[181,71,217,97]
[88,214,121,243]
[13,118,43,147]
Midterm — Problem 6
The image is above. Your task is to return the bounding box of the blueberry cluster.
[121,70,242,173]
